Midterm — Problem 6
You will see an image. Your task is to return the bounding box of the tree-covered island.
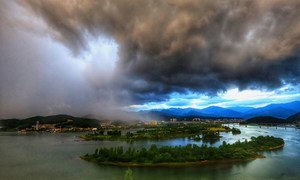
[231,127,241,135]
[80,123,238,141]
[81,136,284,167]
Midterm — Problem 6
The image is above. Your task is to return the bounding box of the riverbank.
[79,133,217,141]
[80,156,265,167]
[267,144,284,150]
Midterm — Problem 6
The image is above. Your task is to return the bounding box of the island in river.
[81,135,284,167]
[80,123,235,141]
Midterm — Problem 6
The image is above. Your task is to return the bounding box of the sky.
[0,0,299,118]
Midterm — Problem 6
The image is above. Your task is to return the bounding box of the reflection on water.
[0,125,299,180]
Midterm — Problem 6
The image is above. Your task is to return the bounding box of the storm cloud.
[0,0,300,118]
[20,0,300,99]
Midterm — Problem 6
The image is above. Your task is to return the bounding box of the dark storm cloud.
[0,0,299,119]
[0,0,119,118]
[19,0,300,103]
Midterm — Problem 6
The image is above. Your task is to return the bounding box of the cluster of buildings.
[170,118,177,123]
[146,120,159,126]
[18,121,99,133]
[16,117,245,134]
[191,118,243,123]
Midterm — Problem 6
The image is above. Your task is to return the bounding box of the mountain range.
[142,101,300,119]
[244,112,300,124]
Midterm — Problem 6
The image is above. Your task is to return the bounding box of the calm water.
[0,125,299,180]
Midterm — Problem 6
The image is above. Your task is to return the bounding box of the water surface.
[0,125,299,180]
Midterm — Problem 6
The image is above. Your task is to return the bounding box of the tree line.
[82,135,284,164]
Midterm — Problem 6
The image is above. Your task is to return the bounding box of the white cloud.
[129,86,300,110]
[221,88,275,101]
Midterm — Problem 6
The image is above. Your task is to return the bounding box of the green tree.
[124,168,134,180]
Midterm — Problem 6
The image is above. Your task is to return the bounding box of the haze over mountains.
[1,101,299,129]
[143,101,300,119]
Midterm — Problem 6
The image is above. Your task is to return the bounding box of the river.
[0,125,299,180]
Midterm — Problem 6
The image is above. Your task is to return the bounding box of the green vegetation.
[231,127,241,135]
[82,135,284,167]
[81,123,236,141]
[124,168,134,180]
[202,131,221,139]
[193,131,221,142]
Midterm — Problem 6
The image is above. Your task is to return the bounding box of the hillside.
[245,116,288,124]
[287,113,300,122]
[227,106,255,113]
[200,106,243,118]
[0,114,100,131]
[243,105,296,119]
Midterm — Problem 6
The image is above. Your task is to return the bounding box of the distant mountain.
[143,108,210,119]
[155,108,198,116]
[243,105,297,119]
[287,112,300,122]
[242,101,300,119]
[144,106,243,118]
[227,106,255,113]
[183,109,206,116]
[200,106,243,118]
[246,116,288,124]
[142,100,300,120]
[279,101,300,112]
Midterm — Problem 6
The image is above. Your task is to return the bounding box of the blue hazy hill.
[144,101,300,119]
[200,106,243,118]
[243,105,297,119]
[227,106,255,113]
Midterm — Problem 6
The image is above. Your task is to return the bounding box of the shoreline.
[239,123,297,128]
[79,134,203,141]
[81,140,285,168]
[81,156,265,167]
[267,144,284,150]
[80,131,225,141]
[79,135,222,142]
